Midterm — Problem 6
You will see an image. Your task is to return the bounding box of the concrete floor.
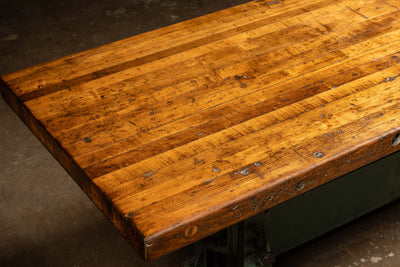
[1,0,400,266]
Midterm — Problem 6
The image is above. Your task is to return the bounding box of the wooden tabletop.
[2,0,400,261]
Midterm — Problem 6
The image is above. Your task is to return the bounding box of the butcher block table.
[2,0,400,262]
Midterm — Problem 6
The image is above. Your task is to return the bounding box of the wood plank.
[85,54,400,189]
[2,0,400,261]
[79,36,400,177]
[6,0,335,98]
[28,1,361,126]
[139,117,400,259]
[382,0,400,8]
[94,66,400,211]
[38,10,400,159]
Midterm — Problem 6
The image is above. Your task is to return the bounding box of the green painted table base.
[184,151,400,267]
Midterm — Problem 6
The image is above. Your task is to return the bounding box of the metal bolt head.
[296,181,306,191]
[313,151,324,158]
[212,166,221,173]
[392,134,400,147]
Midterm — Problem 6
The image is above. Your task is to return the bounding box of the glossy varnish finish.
[2,0,400,260]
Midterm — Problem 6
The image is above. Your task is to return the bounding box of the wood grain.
[2,0,400,261]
